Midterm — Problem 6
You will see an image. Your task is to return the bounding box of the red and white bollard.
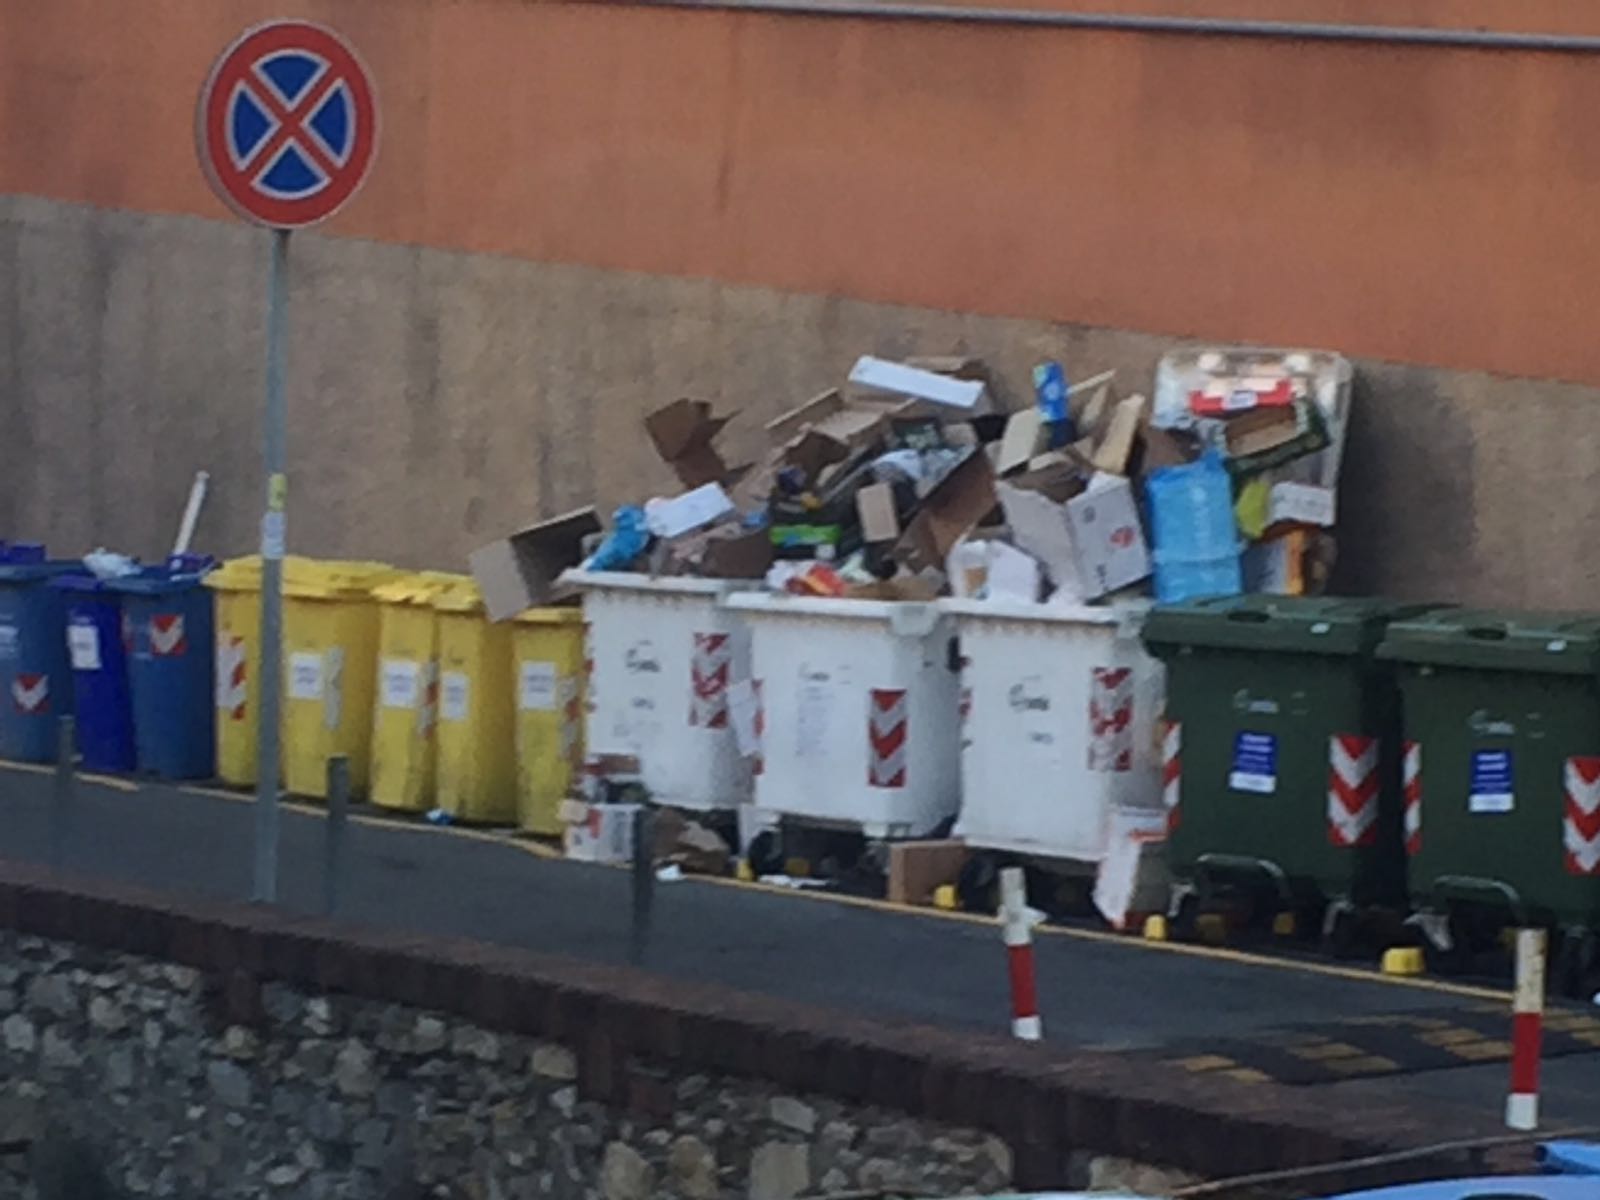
[1506,927,1546,1131]
[1000,867,1042,1041]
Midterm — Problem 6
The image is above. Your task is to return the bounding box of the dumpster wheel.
[1556,926,1600,1001]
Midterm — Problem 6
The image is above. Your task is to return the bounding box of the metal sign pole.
[253,227,290,905]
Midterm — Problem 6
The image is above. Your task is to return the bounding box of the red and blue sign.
[196,21,378,230]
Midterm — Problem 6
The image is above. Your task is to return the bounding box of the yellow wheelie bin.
[510,606,586,836]
[433,581,517,823]
[369,573,468,813]
[281,559,396,799]
[206,556,264,787]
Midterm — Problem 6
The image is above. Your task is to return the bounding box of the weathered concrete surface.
[1,196,1595,607]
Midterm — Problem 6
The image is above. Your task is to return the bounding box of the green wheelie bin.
[1377,610,1600,994]
[1143,596,1435,949]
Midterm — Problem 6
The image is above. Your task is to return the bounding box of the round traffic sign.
[196,21,379,230]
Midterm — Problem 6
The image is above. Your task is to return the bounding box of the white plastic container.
[724,594,961,839]
[944,598,1165,864]
[563,571,753,812]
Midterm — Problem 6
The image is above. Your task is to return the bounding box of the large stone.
[748,1142,809,1200]
[2,1014,36,1054]
[453,1027,502,1063]
[667,1135,718,1200]
[160,965,200,992]
[600,1143,653,1200]
[412,1016,449,1055]
[105,1047,136,1091]
[265,1163,306,1187]
[206,1060,252,1108]
[25,973,75,1018]
[87,994,128,1033]
[39,1027,80,1069]
[768,1097,816,1135]
[142,1020,164,1051]
[529,1042,578,1081]
[352,1118,394,1170]
[333,1041,378,1097]
[983,1135,1014,1180]
[1087,1155,1198,1195]
[550,1087,577,1117]
[219,1025,260,1061]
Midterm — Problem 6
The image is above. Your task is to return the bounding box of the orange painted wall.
[5,0,1600,383]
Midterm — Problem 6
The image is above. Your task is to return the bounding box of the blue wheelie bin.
[51,572,138,773]
[0,545,77,763]
[113,555,217,780]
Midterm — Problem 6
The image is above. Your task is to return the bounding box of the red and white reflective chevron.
[1328,733,1380,848]
[217,636,247,721]
[689,632,731,729]
[868,688,908,789]
[1403,741,1423,857]
[750,679,766,777]
[1161,719,1182,835]
[1563,755,1600,876]
[150,614,187,657]
[1088,666,1134,772]
[11,673,49,716]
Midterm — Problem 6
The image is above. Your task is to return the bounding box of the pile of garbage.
[471,345,1352,616]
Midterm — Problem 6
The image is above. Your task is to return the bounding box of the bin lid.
[205,556,264,593]
[373,572,470,606]
[1377,609,1600,675]
[49,572,118,594]
[433,579,489,614]
[1142,595,1439,657]
[511,604,584,626]
[560,569,753,597]
[283,558,398,600]
[108,563,215,596]
[0,560,84,584]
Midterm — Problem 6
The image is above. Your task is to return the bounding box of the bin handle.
[1465,625,1507,641]
[1225,610,1270,624]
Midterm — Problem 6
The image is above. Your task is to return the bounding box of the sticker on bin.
[0,623,17,659]
[289,652,324,701]
[11,673,48,715]
[1229,732,1278,794]
[1564,756,1600,876]
[441,672,470,724]
[150,614,187,657]
[68,623,102,672]
[519,661,558,712]
[1162,720,1182,834]
[381,659,422,710]
[1469,749,1515,813]
[217,636,247,719]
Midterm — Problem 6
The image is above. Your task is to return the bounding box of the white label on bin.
[442,672,470,723]
[519,661,558,712]
[67,622,101,672]
[1469,749,1515,813]
[381,659,421,710]
[289,652,324,701]
[1229,731,1278,794]
[795,664,838,760]
[0,623,16,660]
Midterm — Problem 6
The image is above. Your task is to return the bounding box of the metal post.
[49,716,74,873]
[253,228,290,905]
[1507,927,1547,1130]
[324,755,350,917]
[630,807,656,965]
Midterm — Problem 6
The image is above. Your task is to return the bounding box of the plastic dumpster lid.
[560,568,753,597]
[1378,609,1600,676]
[0,559,86,584]
[1141,595,1440,658]
[511,604,584,626]
[49,572,119,594]
[432,579,490,614]
[205,556,264,593]
[0,542,46,564]
[1539,1140,1600,1175]
[372,572,470,606]
[107,561,217,595]
[939,597,1147,629]
[283,559,398,600]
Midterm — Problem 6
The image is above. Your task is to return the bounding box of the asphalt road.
[3,762,1596,1126]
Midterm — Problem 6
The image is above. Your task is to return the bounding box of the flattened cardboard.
[1091,393,1147,475]
[470,506,601,622]
[848,356,987,410]
[893,450,998,572]
[996,408,1048,477]
[856,482,901,544]
[646,398,735,488]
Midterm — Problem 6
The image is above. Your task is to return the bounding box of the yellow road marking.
[1291,1040,1365,1061]
[1321,1053,1400,1075]
[1224,1067,1271,1085]
[1172,1054,1236,1073]
[0,759,1518,1001]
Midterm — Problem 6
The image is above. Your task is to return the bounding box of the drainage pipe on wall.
[632,1,1600,54]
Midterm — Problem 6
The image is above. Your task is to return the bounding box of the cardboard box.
[765,389,903,454]
[894,450,998,572]
[995,409,1048,477]
[1268,481,1337,528]
[848,356,987,410]
[646,398,735,488]
[564,802,641,865]
[654,521,772,580]
[1090,393,1147,475]
[946,540,1041,602]
[856,482,901,544]
[997,483,1082,601]
[1066,475,1151,599]
[887,839,971,907]
[1223,404,1303,460]
[470,507,601,622]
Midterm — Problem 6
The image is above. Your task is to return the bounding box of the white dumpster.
[724,594,961,840]
[563,571,753,813]
[944,598,1165,864]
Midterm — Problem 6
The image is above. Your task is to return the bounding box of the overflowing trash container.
[432,580,517,823]
[369,573,462,813]
[206,556,264,787]
[510,606,587,836]
[52,572,137,773]
[945,597,1165,868]
[0,546,76,764]
[725,594,961,842]
[114,556,217,780]
[281,559,395,799]
[1378,610,1600,989]
[1143,596,1433,944]
[564,570,753,813]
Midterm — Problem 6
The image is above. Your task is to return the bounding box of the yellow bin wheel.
[509,606,587,837]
